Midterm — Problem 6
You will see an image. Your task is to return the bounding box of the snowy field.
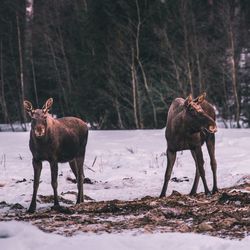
[0,128,250,249]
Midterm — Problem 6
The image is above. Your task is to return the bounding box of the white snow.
[1,221,250,250]
[0,128,250,249]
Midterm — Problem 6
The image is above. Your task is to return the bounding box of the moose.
[160,93,218,197]
[23,98,88,212]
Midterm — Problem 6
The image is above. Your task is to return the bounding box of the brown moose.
[23,98,88,212]
[160,93,218,197]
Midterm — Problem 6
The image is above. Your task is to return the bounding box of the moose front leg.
[193,147,211,195]
[206,134,218,194]
[28,159,42,213]
[76,156,84,203]
[50,161,60,208]
[190,150,200,195]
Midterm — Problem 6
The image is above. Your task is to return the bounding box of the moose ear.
[42,98,53,113]
[23,100,34,117]
[184,94,193,106]
[196,92,206,104]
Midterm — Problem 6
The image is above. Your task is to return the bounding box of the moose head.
[23,98,53,138]
[184,93,217,133]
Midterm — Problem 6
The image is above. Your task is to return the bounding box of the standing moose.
[160,93,218,197]
[24,98,88,212]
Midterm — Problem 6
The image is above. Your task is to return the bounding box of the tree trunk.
[46,36,67,115]
[30,47,38,107]
[56,7,72,99]
[114,97,124,129]
[181,1,194,95]
[0,40,14,131]
[131,47,142,129]
[26,0,39,106]
[163,29,185,96]
[135,0,157,128]
[16,13,27,131]
[191,9,203,93]
[229,22,240,128]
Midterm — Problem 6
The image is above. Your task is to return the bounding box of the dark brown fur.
[160,93,218,197]
[24,98,88,212]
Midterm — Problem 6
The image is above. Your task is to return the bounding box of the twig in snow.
[91,156,97,168]
[0,154,6,169]
[126,147,135,154]
[84,156,97,173]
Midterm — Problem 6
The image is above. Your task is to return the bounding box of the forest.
[1,0,250,129]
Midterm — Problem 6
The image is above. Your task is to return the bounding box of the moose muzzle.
[34,125,46,138]
[208,125,217,133]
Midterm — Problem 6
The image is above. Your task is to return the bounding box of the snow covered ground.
[1,221,250,250]
[0,129,250,249]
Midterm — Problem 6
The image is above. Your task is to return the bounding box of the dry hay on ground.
[0,184,249,239]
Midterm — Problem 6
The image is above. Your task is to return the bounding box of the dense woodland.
[0,0,250,129]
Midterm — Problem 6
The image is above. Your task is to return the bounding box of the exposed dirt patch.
[0,184,249,239]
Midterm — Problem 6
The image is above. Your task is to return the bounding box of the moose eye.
[189,107,195,112]
[188,107,198,116]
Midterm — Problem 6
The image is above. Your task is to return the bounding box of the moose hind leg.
[75,156,84,203]
[190,150,200,196]
[193,147,210,195]
[69,159,78,180]
[160,149,176,198]
[206,134,218,194]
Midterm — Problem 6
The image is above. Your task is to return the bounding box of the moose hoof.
[76,197,84,204]
[27,207,36,213]
[205,191,212,197]
[189,191,197,196]
[51,205,73,214]
[51,204,62,211]
[212,188,219,194]
[159,193,165,198]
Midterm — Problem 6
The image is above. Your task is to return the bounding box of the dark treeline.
[1,0,250,129]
